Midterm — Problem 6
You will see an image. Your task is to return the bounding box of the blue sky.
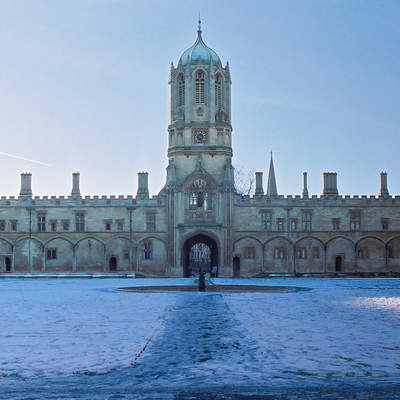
[0,0,399,197]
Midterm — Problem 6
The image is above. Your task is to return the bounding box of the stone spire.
[266,152,278,197]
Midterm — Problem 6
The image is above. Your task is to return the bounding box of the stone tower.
[165,20,234,277]
[167,19,232,184]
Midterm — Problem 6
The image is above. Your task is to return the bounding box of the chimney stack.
[323,172,338,196]
[19,173,32,198]
[137,172,149,199]
[71,172,81,198]
[255,172,264,195]
[379,172,389,197]
[302,172,309,197]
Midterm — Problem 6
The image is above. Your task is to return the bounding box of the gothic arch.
[233,235,263,247]
[45,236,74,247]
[294,236,325,273]
[137,237,167,277]
[14,237,44,272]
[295,236,325,248]
[264,236,294,273]
[106,236,132,273]
[387,236,400,271]
[233,236,263,277]
[264,235,293,246]
[0,237,14,250]
[355,236,386,271]
[181,231,219,277]
[326,236,355,273]
[387,235,400,246]
[326,235,354,247]
[15,236,44,247]
[75,236,105,273]
[44,237,73,272]
[355,235,385,249]
[75,236,105,248]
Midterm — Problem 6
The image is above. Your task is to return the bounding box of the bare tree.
[234,166,256,196]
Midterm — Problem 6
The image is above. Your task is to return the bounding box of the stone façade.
[0,23,399,277]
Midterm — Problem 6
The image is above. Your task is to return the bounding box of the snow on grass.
[220,278,400,381]
[0,278,179,378]
[0,277,399,383]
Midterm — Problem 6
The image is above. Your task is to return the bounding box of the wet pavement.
[1,291,399,399]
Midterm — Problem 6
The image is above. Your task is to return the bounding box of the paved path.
[1,292,399,399]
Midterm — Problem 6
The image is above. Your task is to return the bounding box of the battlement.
[0,194,166,208]
[235,193,400,207]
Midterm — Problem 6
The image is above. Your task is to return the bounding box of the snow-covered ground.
[0,278,399,399]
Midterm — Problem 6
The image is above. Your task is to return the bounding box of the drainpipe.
[127,207,135,275]
[26,207,33,272]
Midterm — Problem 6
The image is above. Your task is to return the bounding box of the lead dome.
[179,22,222,67]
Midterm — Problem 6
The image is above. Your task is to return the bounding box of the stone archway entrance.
[183,234,218,277]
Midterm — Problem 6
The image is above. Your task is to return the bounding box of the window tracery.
[177,74,185,106]
[215,73,223,107]
[195,70,205,104]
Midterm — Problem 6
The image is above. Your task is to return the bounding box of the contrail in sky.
[0,151,51,167]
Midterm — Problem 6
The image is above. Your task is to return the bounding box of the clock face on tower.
[194,130,207,144]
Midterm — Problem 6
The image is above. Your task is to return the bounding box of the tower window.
[177,74,185,106]
[195,70,205,104]
[189,192,212,211]
[215,73,223,107]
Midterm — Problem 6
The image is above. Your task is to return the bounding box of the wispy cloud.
[0,152,51,167]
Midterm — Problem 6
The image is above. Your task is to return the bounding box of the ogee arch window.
[195,70,205,104]
[177,74,185,106]
[215,73,223,107]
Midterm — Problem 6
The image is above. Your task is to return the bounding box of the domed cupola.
[179,20,222,67]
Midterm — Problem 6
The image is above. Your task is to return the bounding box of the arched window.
[189,192,197,210]
[195,70,205,104]
[177,74,185,106]
[215,73,223,107]
[188,192,212,211]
